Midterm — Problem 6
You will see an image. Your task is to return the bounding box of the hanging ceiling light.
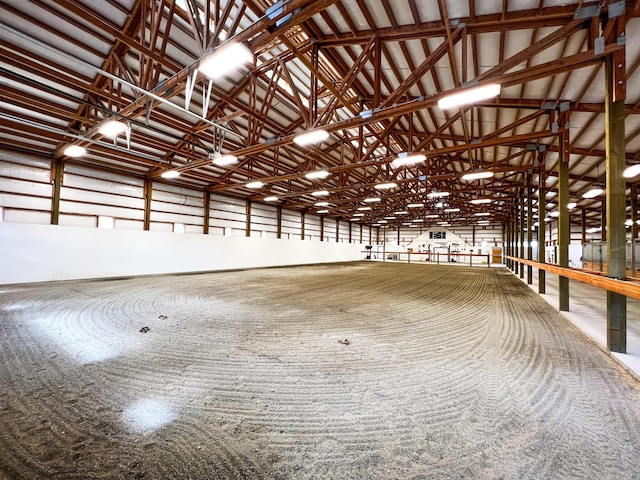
[199,43,253,80]
[63,145,86,157]
[444,208,460,213]
[212,154,238,166]
[427,191,450,198]
[246,181,264,189]
[357,206,372,211]
[294,129,329,146]
[567,202,577,210]
[304,169,330,180]
[317,209,329,214]
[438,83,501,110]
[470,198,491,205]
[374,182,397,190]
[363,197,381,203]
[161,170,181,179]
[623,164,640,178]
[311,190,329,197]
[99,120,127,138]
[264,196,279,201]
[583,187,604,199]
[314,201,329,207]
[391,153,426,168]
[462,171,494,181]
[407,203,424,208]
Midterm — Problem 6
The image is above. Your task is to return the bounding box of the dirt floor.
[1,262,640,479]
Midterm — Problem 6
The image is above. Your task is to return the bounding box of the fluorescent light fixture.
[413,219,425,223]
[425,214,439,219]
[357,206,372,211]
[403,222,413,226]
[567,202,577,210]
[407,203,424,208]
[353,213,365,217]
[305,169,330,180]
[378,220,388,223]
[199,43,253,80]
[349,218,360,222]
[264,196,279,201]
[364,197,381,203]
[438,83,501,110]
[623,164,640,178]
[64,145,86,157]
[394,211,408,215]
[550,211,560,217]
[586,227,601,234]
[392,153,426,168]
[427,191,450,198]
[246,181,264,189]
[99,120,127,138]
[311,190,329,197]
[213,154,238,166]
[462,171,494,181]
[437,221,450,225]
[471,199,491,205]
[474,212,490,216]
[374,182,398,190]
[317,209,329,214]
[294,129,329,146]
[444,208,460,213]
[161,170,181,179]
[315,201,329,207]
[583,187,604,199]
[384,216,396,220]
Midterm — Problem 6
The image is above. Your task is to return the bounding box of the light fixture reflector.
[294,129,329,146]
[407,203,424,208]
[470,198,491,205]
[304,169,330,180]
[199,43,253,80]
[374,182,398,190]
[64,145,86,157]
[213,154,238,166]
[462,171,494,181]
[161,170,181,179]
[311,190,329,197]
[264,196,279,201]
[438,83,501,110]
[623,164,640,178]
[246,181,264,189]
[364,197,381,203]
[391,153,426,168]
[99,120,127,138]
[583,187,604,199]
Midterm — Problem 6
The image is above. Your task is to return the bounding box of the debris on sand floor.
[158,315,168,320]
[338,338,350,345]
[139,326,151,333]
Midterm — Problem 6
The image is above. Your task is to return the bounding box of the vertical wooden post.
[605,54,627,353]
[581,208,587,245]
[519,191,525,279]
[50,157,64,225]
[301,210,306,240]
[527,179,533,284]
[558,111,570,312]
[245,200,251,237]
[203,190,210,234]
[632,184,638,277]
[538,160,546,294]
[320,215,324,241]
[335,218,339,242]
[276,205,282,239]
[143,177,152,231]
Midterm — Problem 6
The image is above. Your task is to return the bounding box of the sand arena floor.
[1,262,640,479]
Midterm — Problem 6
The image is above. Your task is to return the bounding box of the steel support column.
[605,55,627,353]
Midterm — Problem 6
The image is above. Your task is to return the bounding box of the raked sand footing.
[1,262,640,479]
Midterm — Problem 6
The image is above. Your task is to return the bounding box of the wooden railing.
[363,251,491,267]
[505,256,640,301]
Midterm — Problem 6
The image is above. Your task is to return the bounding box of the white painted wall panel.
[58,200,145,220]
[114,218,144,230]
[62,174,143,198]
[150,211,204,225]
[64,164,143,187]
[0,193,52,211]
[0,177,52,196]
[0,223,365,284]
[0,162,51,183]
[61,186,145,210]
[3,209,49,224]
[59,214,96,227]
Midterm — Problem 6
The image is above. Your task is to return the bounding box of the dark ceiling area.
[1,0,640,230]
